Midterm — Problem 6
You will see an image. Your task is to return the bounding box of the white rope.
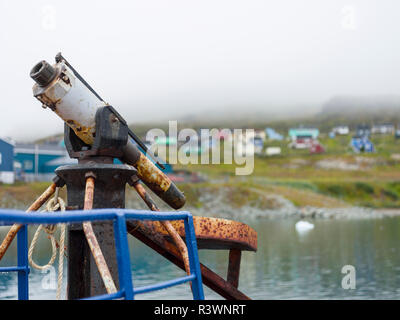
[28,189,66,300]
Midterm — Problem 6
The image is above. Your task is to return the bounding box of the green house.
[288,128,319,140]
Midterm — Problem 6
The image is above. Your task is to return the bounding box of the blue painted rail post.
[184,214,204,300]
[17,224,29,300]
[113,213,134,300]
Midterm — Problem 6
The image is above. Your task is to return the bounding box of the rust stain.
[83,176,95,210]
[136,216,257,252]
[135,153,171,192]
[36,93,59,111]
[64,119,95,145]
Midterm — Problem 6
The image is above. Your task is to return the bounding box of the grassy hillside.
[173,133,400,208]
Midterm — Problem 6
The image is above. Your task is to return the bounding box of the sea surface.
[1,215,400,300]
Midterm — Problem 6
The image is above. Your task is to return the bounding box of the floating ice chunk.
[295,220,314,234]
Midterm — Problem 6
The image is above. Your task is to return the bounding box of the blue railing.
[0,208,204,300]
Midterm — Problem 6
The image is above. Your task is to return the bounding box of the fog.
[1,0,399,140]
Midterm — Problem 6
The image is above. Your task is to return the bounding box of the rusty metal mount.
[56,162,136,299]
[54,163,137,211]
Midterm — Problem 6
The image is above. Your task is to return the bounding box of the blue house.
[350,136,374,153]
[14,142,76,181]
[0,138,15,184]
[351,125,374,153]
[265,128,284,141]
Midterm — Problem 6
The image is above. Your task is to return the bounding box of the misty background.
[1,0,400,141]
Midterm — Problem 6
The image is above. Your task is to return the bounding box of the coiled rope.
[28,188,66,300]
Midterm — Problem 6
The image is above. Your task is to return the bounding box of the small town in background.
[0,122,397,183]
[3,97,400,212]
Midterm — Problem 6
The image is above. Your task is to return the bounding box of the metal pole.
[131,181,191,277]
[34,144,39,181]
[82,175,117,294]
[227,249,241,288]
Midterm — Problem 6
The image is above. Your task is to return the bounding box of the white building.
[332,126,350,135]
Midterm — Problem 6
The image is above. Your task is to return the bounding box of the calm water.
[1,216,400,300]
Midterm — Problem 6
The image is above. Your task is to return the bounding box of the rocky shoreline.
[181,189,400,220]
[1,184,400,221]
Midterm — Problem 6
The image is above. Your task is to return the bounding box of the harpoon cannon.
[30,53,185,210]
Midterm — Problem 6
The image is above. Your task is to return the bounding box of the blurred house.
[254,129,266,141]
[265,146,281,156]
[352,125,374,153]
[371,123,395,135]
[253,137,264,155]
[265,128,283,141]
[0,138,15,184]
[167,168,207,183]
[332,125,349,135]
[351,136,374,153]
[288,128,319,149]
[154,136,178,145]
[355,125,371,137]
[215,130,232,142]
[14,141,76,182]
[395,126,400,139]
[309,140,325,154]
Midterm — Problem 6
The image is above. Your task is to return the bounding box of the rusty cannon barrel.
[30,54,185,209]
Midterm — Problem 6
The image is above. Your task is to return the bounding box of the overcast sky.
[1,0,399,141]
